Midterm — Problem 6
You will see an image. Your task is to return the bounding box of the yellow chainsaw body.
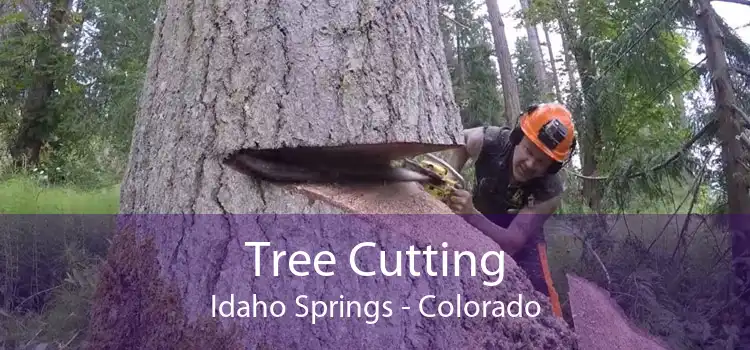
[414,159,460,203]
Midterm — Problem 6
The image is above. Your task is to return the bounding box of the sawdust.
[293,182,453,214]
[567,273,672,350]
[291,182,512,258]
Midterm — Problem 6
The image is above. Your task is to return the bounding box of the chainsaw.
[224,148,466,204]
[397,153,466,203]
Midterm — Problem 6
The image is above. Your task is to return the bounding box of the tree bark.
[694,0,750,344]
[485,0,521,125]
[86,1,576,348]
[118,0,466,214]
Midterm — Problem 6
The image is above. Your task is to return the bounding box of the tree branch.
[732,104,750,127]
[730,66,750,79]
[712,0,750,6]
[440,12,471,30]
[568,119,718,180]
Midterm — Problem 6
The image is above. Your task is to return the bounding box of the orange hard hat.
[519,103,576,162]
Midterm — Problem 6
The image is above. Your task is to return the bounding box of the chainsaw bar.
[225,152,434,185]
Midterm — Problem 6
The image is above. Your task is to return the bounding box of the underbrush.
[0,176,118,349]
[546,213,737,350]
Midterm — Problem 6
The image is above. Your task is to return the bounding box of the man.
[444,103,577,318]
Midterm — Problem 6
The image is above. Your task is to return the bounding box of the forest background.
[1,0,750,348]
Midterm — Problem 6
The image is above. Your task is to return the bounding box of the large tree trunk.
[118,0,466,214]
[485,0,521,125]
[85,1,577,348]
[694,0,750,344]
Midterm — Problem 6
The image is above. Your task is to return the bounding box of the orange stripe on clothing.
[537,242,563,318]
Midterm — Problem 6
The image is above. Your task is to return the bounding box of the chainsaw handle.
[424,153,466,188]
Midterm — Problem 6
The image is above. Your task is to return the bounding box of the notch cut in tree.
[87,0,578,348]
[118,0,473,214]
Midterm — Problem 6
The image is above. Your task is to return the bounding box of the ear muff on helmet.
[510,104,577,174]
[546,135,576,174]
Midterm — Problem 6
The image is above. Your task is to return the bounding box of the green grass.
[0,176,120,214]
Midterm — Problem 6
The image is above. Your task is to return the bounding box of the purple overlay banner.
[1,213,739,348]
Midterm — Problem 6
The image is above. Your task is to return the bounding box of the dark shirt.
[471,125,563,295]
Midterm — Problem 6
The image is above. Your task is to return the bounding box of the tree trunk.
[85,1,576,348]
[10,0,71,167]
[673,92,686,124]
[519,0,550,101]
[694,0,750,344]
[438,1,457,74]
[453,0,466,87]
[118,0,467,214]
[542,23,563,103]
[559,23,578,103]
[555,1,601,212]
[485,0,521,125]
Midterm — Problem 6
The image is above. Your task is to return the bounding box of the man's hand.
[447,188,477,215]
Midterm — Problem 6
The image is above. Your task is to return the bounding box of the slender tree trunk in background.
[485,0,521,125]
[673,91,687,125]
[559,23,578,103]
[84,0,576,348]
[0,3,11,39]
[70,0,89,56]
[694,0,750,344]
[575,50,602,213]
[453,0,466,86]
[542,23,563,102]
[439,1,457,74]
[10,0,71,167]
[519,0,550,101]
[555,0,601,212]
[554,0,609,275]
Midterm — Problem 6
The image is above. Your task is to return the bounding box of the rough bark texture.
[694,0,750,344]
[567,274,670,350]
[485,0,521,125]
[89,0,580,348]
[120,0,464,214]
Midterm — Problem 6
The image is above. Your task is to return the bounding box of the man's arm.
[461,179,563,255]
[504,176,564,251]
[446,127,484,173]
